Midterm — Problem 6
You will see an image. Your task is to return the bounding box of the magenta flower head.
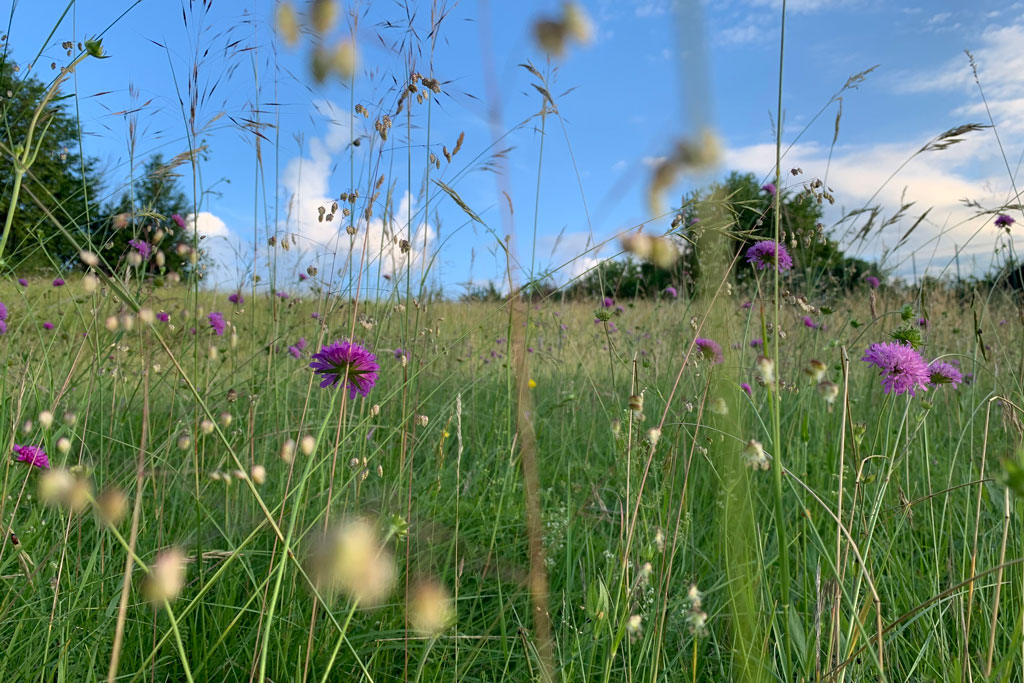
[228,292,244,305]
[296,337,308,351]
[52,277,65,287]
[171,213,186,229]
[0,321,6,335]
[861,342,930,396]
[43,322,54,330]
[864,275,880,289]
[288,345,302,359]
[299,273,308,281]
[276,291,289,299]
[927,360,963,389]
[128,239,151,259]
[663,286,678,298]
[740,382,752,396]
[208,312,226,336]
[994,214,1014,229]
[13,444,49,469]
[309,340,380,398]
[157,312,170,322]
[761,182,776,195]
[602,297,614,308]
[803,316,819,329]
[695,337,724,364]
[750,338,763,349]
[746,240,793,272]
[18,278,28,287]
[0,301,7,321]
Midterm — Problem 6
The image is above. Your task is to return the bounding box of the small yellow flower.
[528,379,537,389]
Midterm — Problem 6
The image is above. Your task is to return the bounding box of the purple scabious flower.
[663,286,678,298]
[52,277,65,287]
[927,360,963,389]
[311,312,320,319]
[276,291,289,299]
[746,240,793,272]
[394,348,405,359]
[208,312,226,336]
[228,292,244,305]
[287,345,302,359]
[861,342,930,396]
[602,297,614,308]
[0,321,6,335]
[994,214,1015,229]
[740,382,752,396]
[18,278,28,287]
[864,275,880,289]
[695,337,724,364]
[296,337,308,351]
[157,312,170,322]
[43,322,54,330]
[299,273,308,281]
[309,340,380,398]
[13,444,49,469]
[761,182,776,195]
[750,338,763,349]
[171,214,186,229]
[0,302,7,321]
[803,316,819,329]
[128,239,151,259]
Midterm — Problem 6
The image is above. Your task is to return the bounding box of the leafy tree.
[0,57,102,270]
[679,172,878,292]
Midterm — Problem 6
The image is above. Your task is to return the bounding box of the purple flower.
[53,277,65,287]
[917,317,929,330]
[288,345,302,359]
[861,342,930,396]
[311,312,320,319]
[0,301,7,321]
[0,321,6,335]
[157,312,170,322]
[864,276,880,289]
[927,360,963,389]
[18,278,28,287]
[208,312,226,336]
[296,337,308,351]
[43,322,54,330]
[228,292,244,305]
[761,182,776,195]
[695,337,724,364]
[276,291,289,299]
[803,316,819,329]
[171,214,186,229]
[394,348,405,359]
[740,382,752,396]
[299,273,308,281]
[741,300,753,310]
[994,214,1015,229]
[309,340,380,398]
[128,239,151,259]
[746,240,793,272]
[13,444,49,469]
[602,297,614,308]
[750,338,763,349]
[663,286,678,298]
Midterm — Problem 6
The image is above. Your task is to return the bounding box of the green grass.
[1,278,1022,682]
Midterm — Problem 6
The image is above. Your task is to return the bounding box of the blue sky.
[5,0,1023,293]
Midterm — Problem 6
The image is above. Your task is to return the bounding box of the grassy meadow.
[1,274,1023,682]
[2,2,1024,682]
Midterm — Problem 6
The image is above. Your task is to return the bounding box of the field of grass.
[3,1,1024,682]
[1,273,1022,682]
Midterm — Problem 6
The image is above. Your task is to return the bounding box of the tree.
[679,172,878,292]
[95,153,194,274]
[0,58,102,271]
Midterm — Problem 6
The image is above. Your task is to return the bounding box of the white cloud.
[186,211,230,238]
